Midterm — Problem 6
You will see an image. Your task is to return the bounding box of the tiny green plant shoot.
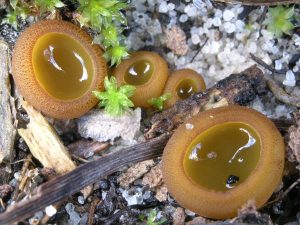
[1,0,129,66]
[264,6,295,38]
[76,0,129,66]
[138,209,167,225]
[148,93,171,111]
[1,0,65,29]
[93,76,136,116]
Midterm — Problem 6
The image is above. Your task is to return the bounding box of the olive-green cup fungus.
[114,51,169,108]
[12,20,107,119]
[163,69,206,108]
[162,106,285,219]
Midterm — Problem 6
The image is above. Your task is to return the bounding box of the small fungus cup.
[162,106,284,219]
[163,69,206,108]
[12,20,107,119]
[114,51,169,108]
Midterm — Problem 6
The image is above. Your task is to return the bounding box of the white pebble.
[293,66,299,72]
[212,17,222,27]
[247,42,257,54]
[184,4,198,17]
[78,196,85,205]
[223,9,235,22]
[275,60,283,70]
[179,14,188,23]
[45,205,57,217]
[235,20,245,32]
[214,9,223,18]
[191,34,201,45]
[168,3,175,11]
[193,0,202,9]
[223,22,236,33]
[158,1,168,13]
[283,70,296,87]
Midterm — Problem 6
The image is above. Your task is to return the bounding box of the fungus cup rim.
[163,69,206,108]
[162,105,284,219]
[12,20,107,119]
[114,51,169,107]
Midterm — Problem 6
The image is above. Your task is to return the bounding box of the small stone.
[223,9,235,22]
[168,3,175,11]
[193,0,202,9]
[283,70,296,87]
[99,179,110,190]
[165,26,189,56]
[172,208,185,225]
[158,1,168,13]
[155,184,168,202]
[45,205,57,217]
[78,196,85,205]
[235,20,245,32]
[121,188,144,205]
[184,4,198,17]
[191,34,200,45]
[185,209,196,216]
[247,42,257,54]
[212,17,222,27]
[179,14,188,23]
[275,60,283,70]
[223,22,236,33]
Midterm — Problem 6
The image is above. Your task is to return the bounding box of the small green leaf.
[93,76,136,116]
[10,0,18,10]
[76,0,129,65]
[104,45,129,66]
[264,6,295,38]
[148,93,171,111]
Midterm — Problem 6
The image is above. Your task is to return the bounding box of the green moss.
[93,76,135,116]
[264,6,295,38]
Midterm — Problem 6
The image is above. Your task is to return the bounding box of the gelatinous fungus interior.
[124,60,153,85]
[176,78,197,100]
[183,122,260,191]
[32,32,94,100]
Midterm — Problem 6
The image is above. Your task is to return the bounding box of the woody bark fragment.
[146,65,267,139]
[18,101,76,174]
[0,40,16,163]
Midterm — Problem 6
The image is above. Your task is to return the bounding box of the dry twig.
[250,54,300,108]
[0,40,16,163]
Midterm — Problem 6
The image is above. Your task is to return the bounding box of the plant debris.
[118,160,155,187]
[0,40,16,164]
[287,111,300,170]
[165,26,189,56]
[77,108,141,143]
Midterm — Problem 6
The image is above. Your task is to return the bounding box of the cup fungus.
[12,20,107,119]
[163,69,206,108]
[114,51,169,107]
[162,106,284,219]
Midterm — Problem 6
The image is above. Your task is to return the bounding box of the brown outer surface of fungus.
[162,106,284,219]
[12,20,107,119]
[114,51,169,108]
[163,69,206,108]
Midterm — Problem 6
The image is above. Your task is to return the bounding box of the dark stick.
[0,135,170,225]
